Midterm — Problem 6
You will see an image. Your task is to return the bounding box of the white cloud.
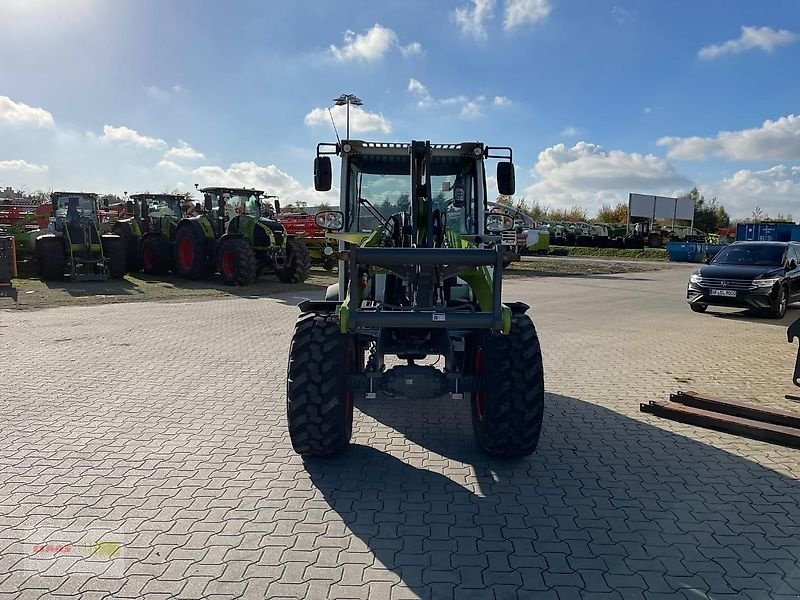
[145,84,189,100]
[460,101,483,119]
[192,161,337,206]
[657,114,800,161]
[701,165,800,218]
[524,141,691,212]
[408,78,429,97]
[0,159,48,173]
[611,5,635,25]
[698,26,799,60]
[504,0,552,30]
[643,107,653,114]
[329,24,421,61]
[101,125,167,150]
[304,104,392,135]
[560,126,584,137]
[0,96,54,126]
[453,0,495,40]
[157,159,186,172]
[493,96,512,106]
[408,79,507,119]
[163,140,204,161]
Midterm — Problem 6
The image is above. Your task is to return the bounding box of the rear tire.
[217,237,257,286]
[36,236,65,280]
[770,285,788,319]
[277,238,311,283]
[174,226,210,280]
[140,235,172,275]
[287,312,353,456]
[101,235,126,278]
[113,223,140,272]
[471,313,545,458]
[690,304,707,313]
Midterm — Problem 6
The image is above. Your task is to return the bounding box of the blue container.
[666,242,727,263]
[736,222,800,242]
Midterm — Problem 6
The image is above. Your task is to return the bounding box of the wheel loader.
[286,140,545,458]
[35,192,126,281]
[173,186,310,285]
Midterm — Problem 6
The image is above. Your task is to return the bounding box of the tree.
[680,187,730,233]
[495,195,513,207]
[596,202,627,224]
[316,201,332,211]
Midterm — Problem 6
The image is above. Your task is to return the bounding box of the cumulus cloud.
[163,140,204,161]
[192,161,337,206]
[0,159,48,173]
[304,104,392,134]
[702,165,800,218]
[657,114,800,161]
[504,0,552,30]
[101,125,167,150]
[408,78,508,119]
[524,141,691,212]
[698,26,799,60]
[329,24,422,61]
[0,96,54,126]
[453,0,495,40]
[157,159,186,172]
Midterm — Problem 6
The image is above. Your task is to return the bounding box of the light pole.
[333,93,363,141]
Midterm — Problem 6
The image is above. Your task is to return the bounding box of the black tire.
[140,235,172,275]
[174,226,210,280]
[770,285,788,319]
[648,233,662,248]
[286,312,353,456]
[101,235,127,278]
[322,255,337,271]
[113,223,140,272]
[217,237,257,286]
[277,238,311,283]
[36,236,65,280]
[690,304,707,313]
[470,313,545,458]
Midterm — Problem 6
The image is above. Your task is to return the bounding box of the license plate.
[710,289,737,297]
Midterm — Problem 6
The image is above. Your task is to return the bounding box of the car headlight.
[753,277,780,287]
[689,273,702,284]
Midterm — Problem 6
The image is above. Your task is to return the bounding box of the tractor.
[173,186,310,286]
[113,193,187,274]
[34,192,126,281]
[286,140,545,458]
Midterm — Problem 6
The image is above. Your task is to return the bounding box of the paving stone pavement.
[1,267,799,599]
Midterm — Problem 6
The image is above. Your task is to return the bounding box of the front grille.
[696,277,755,290]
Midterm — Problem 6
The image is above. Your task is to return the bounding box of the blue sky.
[1,0,799,217]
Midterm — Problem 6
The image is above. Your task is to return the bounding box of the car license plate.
[710,289,737,297]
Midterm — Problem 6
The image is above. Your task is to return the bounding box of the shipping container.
[736,222,800,242]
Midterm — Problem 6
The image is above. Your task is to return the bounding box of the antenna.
[328,108,341,145]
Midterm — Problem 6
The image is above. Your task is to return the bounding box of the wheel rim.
[143,245,154,270]
[221,250,236,278]
[178,237,194,270]
[474,347,485,421]
[780,289,787,313]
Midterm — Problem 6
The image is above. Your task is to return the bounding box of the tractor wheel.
[277,238,311,283]
[113,223,140,272]
[471,313,545,458]
[648,233,662,248]
[140,236,172,275]
[36,236,65,280]
[286,312,354,456]
[174,226,210,280]
[217,237,257,286]
[101,235,127,278]
[322,255,337,271]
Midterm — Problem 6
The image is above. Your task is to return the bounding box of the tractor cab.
[129,193,185,237]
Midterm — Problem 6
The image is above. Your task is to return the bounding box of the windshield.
[227,193,260,218]
[712,244,785,266]
[147,198,182,219]
[346,155,479,235]
[54,195,95,219]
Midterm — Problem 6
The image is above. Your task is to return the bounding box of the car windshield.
[711,244,785,266]
[346,155,479,235]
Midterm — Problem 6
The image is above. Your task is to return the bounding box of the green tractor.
[112,193,187,274]
[286,140,545,458]
[35,192,126,281]
[173,186,310,286]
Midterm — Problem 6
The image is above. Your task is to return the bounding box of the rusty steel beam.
[641,401,800,449]
[670,391,800,429]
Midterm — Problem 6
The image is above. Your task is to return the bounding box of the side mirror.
[315,210,344,231]
[274,199,281,215]
[496,161,515,196]
[203,194,213,212]
[314,157,332,192]
[486,213,515,233]
[789,259,798,270]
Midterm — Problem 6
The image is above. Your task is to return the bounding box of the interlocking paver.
[1,269,799,599]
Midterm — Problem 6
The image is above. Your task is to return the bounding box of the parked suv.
[687,241,800,318]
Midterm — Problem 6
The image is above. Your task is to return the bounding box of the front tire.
[113,223,140,272]
[217,237,257,286]
[690,303,707,313]
[287,312,353,457]
[277,238,311,283]
[37,236,65,280]
[471,313,545,458]
[770,285,788,319]
[174,226,210,280]
[140,235,172,275]
[101,235,127,278]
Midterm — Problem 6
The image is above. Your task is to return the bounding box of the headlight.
[753,277,780,287]
[689,273,701,284]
